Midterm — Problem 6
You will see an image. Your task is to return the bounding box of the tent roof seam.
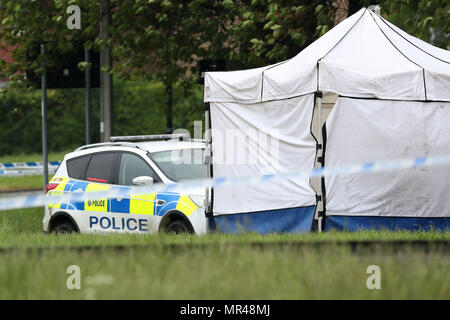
[368,10,428,101]
[260,59,292,102]
[316,8,368,92]
[377,13,449,64]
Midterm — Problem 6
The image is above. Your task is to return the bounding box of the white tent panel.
[204,9,366,103]
[204,9,449,103]
[320,11,426,100]
[203,7,450,232]
[376,13,450,63]
[325,97,450,218]
[425,71,450,102]
[261,8,366,101]
[371,13,450,101]
[204,65,274,103]
[210,94,317,215]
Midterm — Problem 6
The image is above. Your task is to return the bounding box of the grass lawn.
[0,175,53,192]
[0,150,68,164]
[0,207,448,299]
[0,150,68,192]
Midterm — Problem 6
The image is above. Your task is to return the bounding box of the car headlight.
[189,195,205,208]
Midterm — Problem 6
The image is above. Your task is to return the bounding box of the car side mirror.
[132,176,154,186]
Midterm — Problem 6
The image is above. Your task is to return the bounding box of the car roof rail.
[75,142,141,152]
[110,133,191,142]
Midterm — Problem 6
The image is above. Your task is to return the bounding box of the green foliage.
[0,0,447,85]
[108,0,235,83]
[0,0,336,84]
[225,0,335,68]
[0,86,97,155]
[362,0,449,49]
[0,0,100,88]
[0,0,232,133]
[113,80,204,136]
[0,0,447,155]
[0,80,204,156]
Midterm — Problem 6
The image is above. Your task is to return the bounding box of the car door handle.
[156,199,166,206]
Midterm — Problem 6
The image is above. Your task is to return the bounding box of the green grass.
[0,207,449,249]
[0,150,68,164]
[1,244,448,299]
[0,207,448,299]
[0,175,52,192]
[0,150,67,192]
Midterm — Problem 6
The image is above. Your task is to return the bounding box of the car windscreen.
[150,148,205,182]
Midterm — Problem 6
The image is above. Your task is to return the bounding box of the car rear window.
[85,152,116,184]
[67,155,91,180]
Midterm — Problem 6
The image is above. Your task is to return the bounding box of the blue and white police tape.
[0,168,58,176]
[0,161,60,170]
[0,161,59,176]
[1,153,450,211]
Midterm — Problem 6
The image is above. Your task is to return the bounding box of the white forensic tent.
[207,95,318,233]
[204,8,450,233]
[324,98,450,231]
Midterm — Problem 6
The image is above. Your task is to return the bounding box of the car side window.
[67,155,91,180]
[119,153,159,185]
[85,152,116,184]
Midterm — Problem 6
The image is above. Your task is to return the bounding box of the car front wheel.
[166,220,192,234]
[52,221,77,234]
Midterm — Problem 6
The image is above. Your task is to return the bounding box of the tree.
[0,1,338,84]
[1,0,445,133]
[0,0,235,132]
[107,0,235,132]
[354,0,449,50]
[378,0,449,49]
[0,1,100,88]
[223,0,335,69]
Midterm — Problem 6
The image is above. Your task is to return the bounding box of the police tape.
[0,161,59,176]
[0,161,60,170]
[1,153,450,211]
[0,168,58,176]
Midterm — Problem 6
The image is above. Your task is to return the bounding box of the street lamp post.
[41,43,48,188]
[100,0,113,142]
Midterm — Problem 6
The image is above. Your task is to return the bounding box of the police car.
[42,134,208,234]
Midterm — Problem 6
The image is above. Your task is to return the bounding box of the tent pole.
[204,103,212,222]
[317,92,323,233]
